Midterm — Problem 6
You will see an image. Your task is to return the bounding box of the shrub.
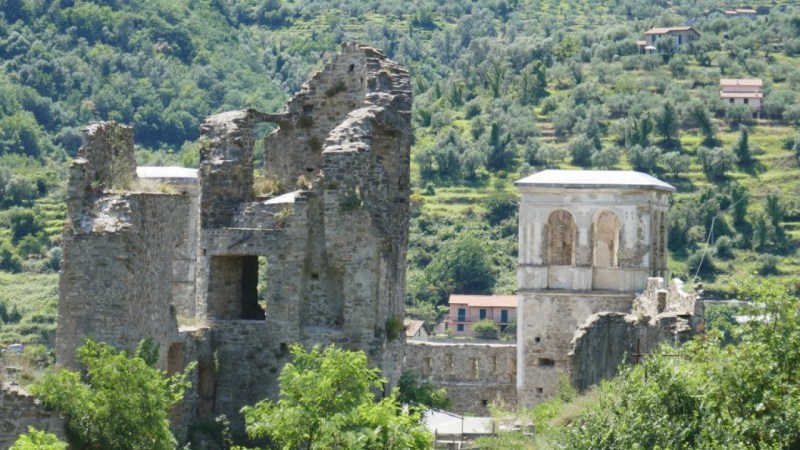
[697,146,738,180]
[472,319,499,339]
[686,249,717,279]
[757,254,780,276]
[714,236,735,260]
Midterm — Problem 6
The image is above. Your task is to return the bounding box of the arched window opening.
[594,210,620,268]
[546,210,576,266]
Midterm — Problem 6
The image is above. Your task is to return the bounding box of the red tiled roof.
[448,295,518,308]
[720,78,763,87]
[404,319,425,337]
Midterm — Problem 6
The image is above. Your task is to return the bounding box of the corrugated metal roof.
[136,166,198,179]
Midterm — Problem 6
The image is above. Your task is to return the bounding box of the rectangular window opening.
[207,255,267,320]
[457,324,464,332]
[537,358,555,367]
[457,308,466,322]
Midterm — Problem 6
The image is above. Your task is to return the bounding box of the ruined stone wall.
[567,312,639,391]
[0,383,65,448]
[569,278,701,391]
[189,43,411,432]
[404,342,517,415]
[262,44,375,187]
[58,123,190,369]
[516,291,633,407]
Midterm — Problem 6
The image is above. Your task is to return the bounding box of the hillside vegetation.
[2,0,800,345]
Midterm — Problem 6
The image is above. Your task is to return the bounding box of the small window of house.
[457,324,464,332]
[479,309,487,320]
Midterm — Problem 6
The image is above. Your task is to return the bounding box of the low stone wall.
[404,341,517,415]
[0,383,65,448]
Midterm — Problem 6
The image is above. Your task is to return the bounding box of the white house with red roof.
[639,26,700,53]
[720,78,763,108]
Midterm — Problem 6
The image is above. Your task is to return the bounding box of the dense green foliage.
[397,369,451,410]
[478,279,800,449]
[10,427,68,450]
[241,344,432,450]
[30,339,193,450]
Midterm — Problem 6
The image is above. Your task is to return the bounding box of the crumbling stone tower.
[514,170,675,407]
[57,43,412,433]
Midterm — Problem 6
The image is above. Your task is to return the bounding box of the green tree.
[30,339,193,450]
[656,101,679,148]
[734,126,753,166]
[425,232,496,298]
[397,370,451,410]
[697,146,738,180]
[663,151,690,178]
[0,238,22,273]
[485,190,519,226]
[10,427,68,450]
[626,145,661,174]
[241,345,432,450]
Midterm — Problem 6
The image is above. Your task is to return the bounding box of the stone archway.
[593,210,620,268]
[546,210,576,266]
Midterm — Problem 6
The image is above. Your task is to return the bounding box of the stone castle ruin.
[41,43,702,445]
[56,43,412,434]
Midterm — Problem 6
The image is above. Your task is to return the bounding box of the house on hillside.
[640,26,700,53]
[720,78,763,109]
[446,294,517,336]
[404,319,428,340]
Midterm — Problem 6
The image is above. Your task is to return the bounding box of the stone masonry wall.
[404,342,517,415]
[58,123,190,369]
[569,278,701,391]
[188,43,411,433]
[516,291,634,407]
[263,43,372,187]
[0,383,65,448]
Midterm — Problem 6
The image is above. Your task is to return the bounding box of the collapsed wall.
[569,277,701,391]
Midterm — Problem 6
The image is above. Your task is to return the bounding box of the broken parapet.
[66,122,137,225]
[632,277,703,329]
[57,122,190,369]
[0,383,66,448]
[569,277,702,391]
